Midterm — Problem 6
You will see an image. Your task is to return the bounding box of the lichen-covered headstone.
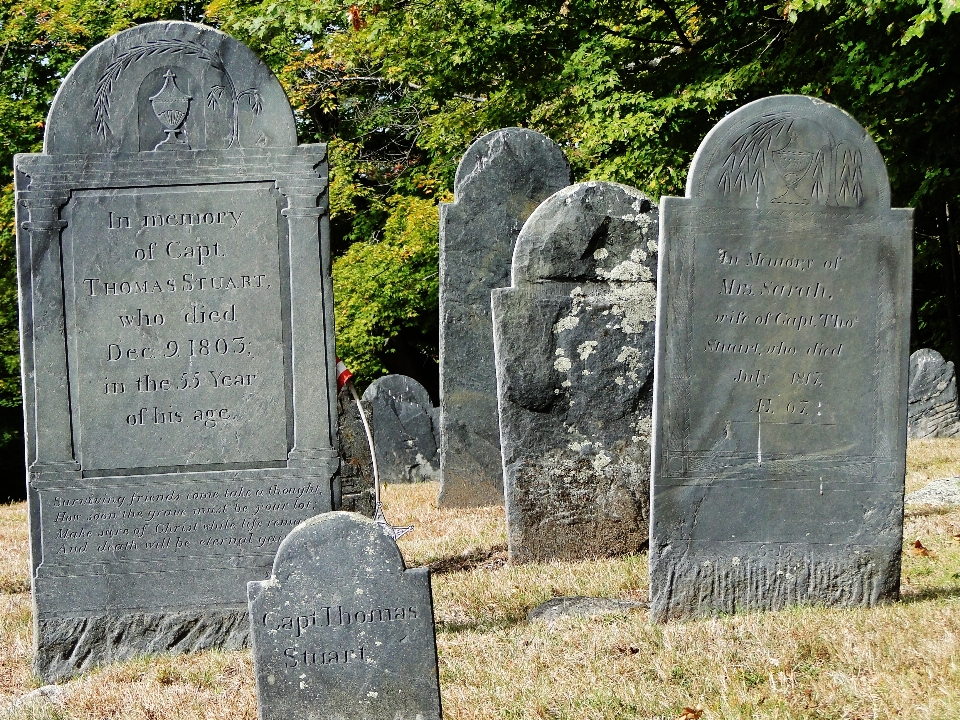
[651,95,912,621]
[492,182,658,562]
[439,128,572,507]
[248,512,441,720]
[907,348,960,439]
[15,22,337,680]
[336,389,376,515]
[362,375,438,483]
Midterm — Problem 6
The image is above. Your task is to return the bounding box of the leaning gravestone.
[492,182,658,562]
[439,128,572,506]
[15,21,338,679]
[248,512,441,720]
[335,388,376,515]
[907,348,960,439]
[362,375,439,483]
[651,95,913,620]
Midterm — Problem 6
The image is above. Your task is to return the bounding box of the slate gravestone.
[907,348,960,439]
[14,22,338,679]
[492,182,658,562]
[248,512,441,720]
[362,375,439,484]
[439,128,572,507]
[651,95,913,621]
[335,389,376,515]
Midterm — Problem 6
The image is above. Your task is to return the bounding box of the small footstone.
[908,349,960,439]
[492,181,658,563]
[248,512,441,720]
[362,375,439,483]
[527,596,648,623]
[905,477,960,507]
[439,127,572,507]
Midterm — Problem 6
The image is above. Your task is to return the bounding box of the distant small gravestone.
[907,348,960,439]
[16,21,337,679]
[439,128,572,507]
[651,95,912,621]
[492,182,659,562]
[362,375,439,483]
[336,389,376,515]
[248,512,441,720]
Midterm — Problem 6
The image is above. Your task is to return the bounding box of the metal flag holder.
[346,379,414,541]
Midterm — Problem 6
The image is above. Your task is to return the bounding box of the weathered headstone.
[362,375,439,483]
[439,128,572,507]
[907,348,960,439]
[335,389,376,515]
[15,22,338,679]
[651,95,913,621]
[248,512,441,720]
[492,182,658,562]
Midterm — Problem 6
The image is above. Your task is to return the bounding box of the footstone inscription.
[492,182,658,562]
[651,95,912,621]
[16,21,338,679]
[248,512,441,720]
[362,375,439,484]
[439,128,571,507]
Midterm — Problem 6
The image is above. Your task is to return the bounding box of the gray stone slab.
[248,512,441,720]
[362,375,438,483]
[15,21,338,680]
[651,95,913,621]
[526,596,647,623]
[438,128,572,507]
[908,348,960,439]
[904,477,960,506]
[335,389,375,515]
[492,182,658,562]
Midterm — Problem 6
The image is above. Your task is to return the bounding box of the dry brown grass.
[0,440,956,719]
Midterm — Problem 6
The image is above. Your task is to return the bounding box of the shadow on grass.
[898,583,960,604]
[904,504,958,519]
[423,544,509,575]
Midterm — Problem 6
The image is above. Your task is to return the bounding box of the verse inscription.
[685,212,877,459]
[40,477,323,560]
[63,183,288,470]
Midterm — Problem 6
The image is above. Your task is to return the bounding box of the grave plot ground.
[1,444,959,719]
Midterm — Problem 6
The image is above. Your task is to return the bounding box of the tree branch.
[652,0,693,49]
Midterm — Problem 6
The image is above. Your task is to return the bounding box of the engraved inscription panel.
[63,183,288,471]
[683,210,879,462]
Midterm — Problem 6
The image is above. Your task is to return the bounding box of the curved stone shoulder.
[362,375,433,409]
[685,95,891,209]
[452,128,571,204]
[511,181,658,285]
[270,512,405,577]
[45,21,297,154]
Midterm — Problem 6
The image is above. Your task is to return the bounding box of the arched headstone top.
[686,95,890,209]
[45,21,298,154]
[271,512,406,580]
[362,374,433,410]
[512,181,658,286]
[453,128,571,205]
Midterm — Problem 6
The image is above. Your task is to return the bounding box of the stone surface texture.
[15,21,338,680]
[439,128,571,507]
[907,348,960,439]
[651,95,913,621]
[248,512,441,720]
[335,389,376,515]
[362,375,439,483]
[904,477,960,506]
[492,182,658,562]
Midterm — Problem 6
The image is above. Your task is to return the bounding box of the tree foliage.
[0,0,958,429]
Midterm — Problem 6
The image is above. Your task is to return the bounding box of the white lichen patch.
[593,247,609,260]
[561,379,572,387]
[614,376,625,386]
[554,314,580,333]
[577,341,598,361]
[554,348,572,373]
[606,283,656,331]
[592,451,613,472]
